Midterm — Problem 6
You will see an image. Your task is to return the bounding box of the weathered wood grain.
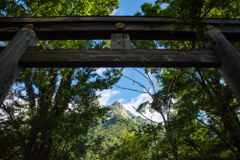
[0,17,239,41]
[18,47,221,68]
[0,28,38,104]
[207,26,240,104]
[110,34,131,49]
[0,16,239,23]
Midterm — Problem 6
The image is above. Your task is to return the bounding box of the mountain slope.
[92,101,152,150]
[85,101,155,158]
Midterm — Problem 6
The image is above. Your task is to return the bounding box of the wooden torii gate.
[0,16,240,104]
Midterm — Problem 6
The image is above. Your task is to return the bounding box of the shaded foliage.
[0,1,121,160]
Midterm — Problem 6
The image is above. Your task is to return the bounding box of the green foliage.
[138,0,240,47]
[120,1,240,159]
[1,0,240,159]
[1,66,122,160]
[0,1,121,160]
[113,131,152,160]
[85,102,151,159]
[0,0,119,17]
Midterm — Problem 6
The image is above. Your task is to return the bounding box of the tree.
[105,1,240,159]
[136,76,178,159]
[113,130,152,160]
[132,0,240,159]
[0,1,122,159]
[112,67,179,159]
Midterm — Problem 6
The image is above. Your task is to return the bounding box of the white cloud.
[147,72,155,81]
[96,68,107,75]
[97,89,120,106]
[123,93,163,122]
[111,9,119,15]
[117,98,124,103]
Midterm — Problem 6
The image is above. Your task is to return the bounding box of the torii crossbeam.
[0,16,239,41]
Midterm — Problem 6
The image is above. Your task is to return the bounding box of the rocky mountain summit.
[107,101,132,120]
[104,101,151,126]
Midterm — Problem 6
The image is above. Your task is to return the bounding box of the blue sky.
[112,0,156,16]
[97,68,162,122]
[97,0,164,122]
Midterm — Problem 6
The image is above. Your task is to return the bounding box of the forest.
[0,0,240,159]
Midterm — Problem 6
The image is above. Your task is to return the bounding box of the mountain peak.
[111,101,123,106]
[104,101,151,126]
[111,101,125,110]
[106,101,131,120]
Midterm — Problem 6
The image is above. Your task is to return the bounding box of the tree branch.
[132,105,163,126]
[114,85,148,94]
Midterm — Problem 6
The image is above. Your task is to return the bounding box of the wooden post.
[0,27,38,105]
[206,25,240,104]
[110,34,131,49]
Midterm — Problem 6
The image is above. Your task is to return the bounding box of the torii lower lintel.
[17,47,221,68]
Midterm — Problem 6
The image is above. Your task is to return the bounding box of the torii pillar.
[206,25,240,104]
[0,26,38,104]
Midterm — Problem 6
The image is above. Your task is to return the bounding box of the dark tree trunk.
[219,104,240,154]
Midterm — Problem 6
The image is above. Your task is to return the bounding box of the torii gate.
[0,16,240,104]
